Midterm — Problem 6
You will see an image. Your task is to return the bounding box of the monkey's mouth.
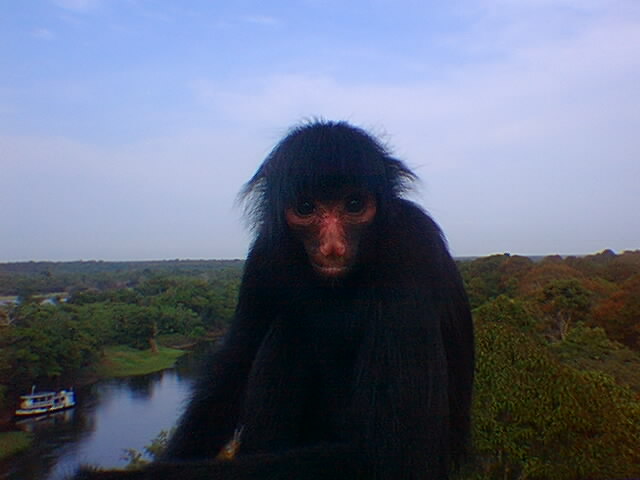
[312,263,349,278]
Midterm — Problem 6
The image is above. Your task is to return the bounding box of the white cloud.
[32,28,55,40]
[52,0,100,12]
[182,8,640,256]
[242,15,281,27]
[199,7,638,149]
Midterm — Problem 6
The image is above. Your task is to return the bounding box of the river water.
[3,347,210,480]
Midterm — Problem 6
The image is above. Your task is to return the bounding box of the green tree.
[472,321,640,480]
[155,305,202,336]
[0,304,99,388]
[550,323,640,391]
[591,274,640,349]
[110,305,158,350]
[536,278,592,340]
[458,255,510,308]
[473,295,536,332]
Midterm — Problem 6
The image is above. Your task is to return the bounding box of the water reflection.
[3,347,210,480]
[15,409,76,435]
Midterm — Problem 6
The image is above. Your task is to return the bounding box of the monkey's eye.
[345,195,365,214]
[295,200,315,216]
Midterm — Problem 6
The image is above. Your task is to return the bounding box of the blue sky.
[1,0,639,261]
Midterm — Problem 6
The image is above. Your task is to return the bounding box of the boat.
[15,387,76,417]
[15,408,75,433]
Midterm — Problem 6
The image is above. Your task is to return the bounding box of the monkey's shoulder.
[380,200,448,256]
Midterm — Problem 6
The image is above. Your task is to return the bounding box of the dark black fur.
[75,121,474,479]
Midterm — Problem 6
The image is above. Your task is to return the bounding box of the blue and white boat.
[15,387,76,417]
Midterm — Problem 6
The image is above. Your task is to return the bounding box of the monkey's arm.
[163,244,276,460]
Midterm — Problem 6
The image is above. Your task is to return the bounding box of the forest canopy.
[1,251,639,479]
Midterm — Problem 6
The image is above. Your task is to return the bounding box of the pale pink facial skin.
[285,192,377,279]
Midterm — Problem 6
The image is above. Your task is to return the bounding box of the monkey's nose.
[319,238,347,258]
[318,224,347,257]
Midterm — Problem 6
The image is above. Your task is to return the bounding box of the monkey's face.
[285,190,377,279]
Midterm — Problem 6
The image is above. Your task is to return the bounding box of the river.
[3,346,211,480]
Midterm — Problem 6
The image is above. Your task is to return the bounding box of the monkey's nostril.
[320,240,347,257]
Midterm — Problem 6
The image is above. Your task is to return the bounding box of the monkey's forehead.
[281,173,385,202]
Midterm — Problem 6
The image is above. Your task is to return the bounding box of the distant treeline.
[0,259,245,297]
[0,256,544,297]
[459,249,640,352]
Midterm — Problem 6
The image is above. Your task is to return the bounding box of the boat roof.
[20,391,60,399]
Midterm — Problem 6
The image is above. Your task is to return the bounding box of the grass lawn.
[98,345,186,377]
[0,431,33,461]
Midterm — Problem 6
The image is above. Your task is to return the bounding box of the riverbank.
[0,345,189,461]
[0,431,32,461]
[97,345,187,377]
